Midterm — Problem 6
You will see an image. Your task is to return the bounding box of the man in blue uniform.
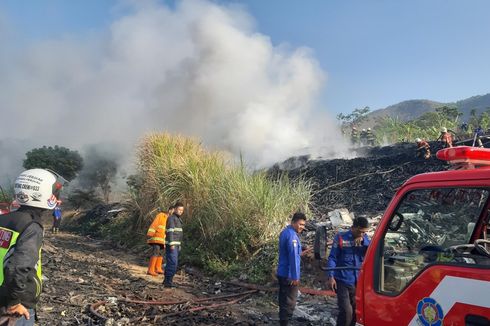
[163,202,184,288]
[276,212,307,326]
[52,201,62,234]
[327,217,371,326]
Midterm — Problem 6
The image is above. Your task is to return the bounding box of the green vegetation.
[23,145,83,181]
[337,106,371,128]
[76,147,119,203]
[374,106,463,142]
[340,105,490,144]
[131,133,312,280]
[0,186,13,203]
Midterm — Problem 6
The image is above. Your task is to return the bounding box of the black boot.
[163,277,175,288]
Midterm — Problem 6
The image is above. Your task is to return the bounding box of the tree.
[23,146,83,181]
[77,147,119,203]
[469,109,478,129]
[434,106,461,122]
[337,106,371,127]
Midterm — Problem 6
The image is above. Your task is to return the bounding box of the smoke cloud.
[0,0,348,182]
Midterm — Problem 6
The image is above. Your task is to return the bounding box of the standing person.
[327,217,371,326]
[350,127,359,146]
[473,126,484,147]
[52,201,62,234]
[438,127,453,148]
[359,129,368,146]
[366,128,376,146]
[146,206,174,277]
[163,202,184,288]
[276,212,307,326]
[0,169,64,326]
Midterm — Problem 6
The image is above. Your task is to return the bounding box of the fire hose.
[89,289,259,322]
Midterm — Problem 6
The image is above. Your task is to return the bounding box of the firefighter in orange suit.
[146,206,174,276]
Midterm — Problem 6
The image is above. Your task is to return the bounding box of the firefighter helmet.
[14,169,63,210]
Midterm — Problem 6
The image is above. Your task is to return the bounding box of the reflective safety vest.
[0,211,43,308]
[147,212,168,245]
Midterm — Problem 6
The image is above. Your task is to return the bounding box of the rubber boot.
[155,256,164,274]
[147,256,158,276]
[163,276,174,288]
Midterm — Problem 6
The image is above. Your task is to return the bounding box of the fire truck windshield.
[379,187,490,294]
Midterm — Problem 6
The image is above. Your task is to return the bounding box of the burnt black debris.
[270,142,448,215]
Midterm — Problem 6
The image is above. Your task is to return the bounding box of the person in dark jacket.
[0,169,64,326]
[163,202,184,288]
[327,217,371,326]
[473,126,485,147]
[276,212,307,326]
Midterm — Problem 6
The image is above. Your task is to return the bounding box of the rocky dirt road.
[38,229,337,325]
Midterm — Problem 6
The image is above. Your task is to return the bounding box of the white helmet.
[441,127,447,133]
[14,169,63,210]
[415,138,422,143]
[362,129,366,132]
[367,128,371,131]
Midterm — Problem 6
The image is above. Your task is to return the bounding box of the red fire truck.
[356,146,490,325]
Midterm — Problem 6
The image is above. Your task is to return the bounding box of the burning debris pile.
[270,142,448,215]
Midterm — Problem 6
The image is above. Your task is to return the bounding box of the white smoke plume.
[0,0,348,182]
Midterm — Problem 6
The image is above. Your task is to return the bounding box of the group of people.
[0,168,187,326]
[146,202,185,288]
[277,213,371,326]
[416,127,453,160]
[416,125,488,160]
[350,127,376,146]
[0,169,376,326]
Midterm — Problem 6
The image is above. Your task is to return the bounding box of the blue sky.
[1,0,489,114]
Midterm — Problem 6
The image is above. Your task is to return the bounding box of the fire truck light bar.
[436,146,490,165]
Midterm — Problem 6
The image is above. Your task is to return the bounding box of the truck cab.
[357,146,490,325]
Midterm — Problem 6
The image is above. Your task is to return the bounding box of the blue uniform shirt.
[53,207,62,219]
[327,230,370,286]
[277,225,302,281]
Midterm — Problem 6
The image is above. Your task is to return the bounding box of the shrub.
[134,133,312,280]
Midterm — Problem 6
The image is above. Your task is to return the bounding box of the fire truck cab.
[356,146,490,325]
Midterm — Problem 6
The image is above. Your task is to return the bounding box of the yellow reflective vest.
[0,208,43,309]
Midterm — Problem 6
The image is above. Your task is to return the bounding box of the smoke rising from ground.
[0,0,348,181]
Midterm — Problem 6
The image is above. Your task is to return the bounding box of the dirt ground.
[38,224,338,326]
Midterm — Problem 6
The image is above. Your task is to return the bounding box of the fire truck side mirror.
[388,212,404,231]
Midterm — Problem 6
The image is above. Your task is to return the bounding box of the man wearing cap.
[327,217,371,326]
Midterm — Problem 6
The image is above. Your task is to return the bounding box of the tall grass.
[136,133,312,279]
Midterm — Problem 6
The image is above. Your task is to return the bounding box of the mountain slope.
[366,93,490,124]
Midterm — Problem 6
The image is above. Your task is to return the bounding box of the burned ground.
[270,142,448,215]
[39,230,336,325]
